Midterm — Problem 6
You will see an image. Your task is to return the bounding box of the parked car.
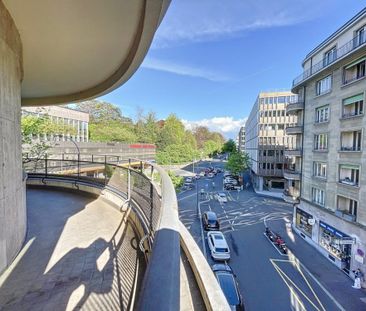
[207,173,215,178]
[199,171,205,177]
[224,178,238,185]
[182,182,194,190]
[212,264,245,311]
[194,174,201,180]
[216,168,223,173]
[224,183,241,190]
[207,231,230,261]
[202,211,220,230]
[185,177,193,183]
[224,171,232,177]
[216,192,228,203]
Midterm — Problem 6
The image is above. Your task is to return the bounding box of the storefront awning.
[340,164,359,170]
[345,56,366,69]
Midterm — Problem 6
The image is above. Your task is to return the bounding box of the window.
[267,150,274,156]
[269,97,273,104]
[339,164,360,187]
[312,188,325,206]
[337,196,358,219]
[342,94,364,118]
[341,130,362,151]
[260,98,265,105]
[323,46,336,66]
[316,75,332,95]
[315,105,329,123]
[314,134,328,150]
[355,25,366,47]
[343,57,366,84]
[277,124,285,130]
[313,162,327,178]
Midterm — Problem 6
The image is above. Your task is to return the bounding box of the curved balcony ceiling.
[4,0,170,106]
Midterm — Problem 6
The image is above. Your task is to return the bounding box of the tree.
[157,114,186,149]
[225,151,251,175]
[71,100,129,123]
[89,121,138,142]
[135,111,160,144]
[222,139,237,153]
[203,140,222,157]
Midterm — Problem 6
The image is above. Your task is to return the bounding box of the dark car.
[212,264,245,311]
[182,182,194,190]
[202,211,220,230]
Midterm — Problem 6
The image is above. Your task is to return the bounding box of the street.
[177,160,345,311]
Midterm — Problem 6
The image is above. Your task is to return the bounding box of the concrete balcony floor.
[0,188,145,311]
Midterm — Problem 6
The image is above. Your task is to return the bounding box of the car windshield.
[215,247,228,253]
[208,219,217,225]
[217,274,240,305]
[214,234,223,240]
[219,193,226,197]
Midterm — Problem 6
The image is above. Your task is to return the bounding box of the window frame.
[316,75,332,96]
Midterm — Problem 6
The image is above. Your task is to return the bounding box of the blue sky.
[99,0,366,138]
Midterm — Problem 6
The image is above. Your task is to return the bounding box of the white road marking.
[178,193,197,201]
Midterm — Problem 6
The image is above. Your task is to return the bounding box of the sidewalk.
[253,187,284,200]
[271,221,366,310]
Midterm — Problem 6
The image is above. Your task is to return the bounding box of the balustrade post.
[45,154,48,177]
[128,159,131,200]
[77,153,80,180]
[104,155,107,185]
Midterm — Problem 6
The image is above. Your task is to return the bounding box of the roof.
[216,273,240,306]
[4,0,171,106]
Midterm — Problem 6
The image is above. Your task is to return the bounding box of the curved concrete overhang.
[3,0,170,106]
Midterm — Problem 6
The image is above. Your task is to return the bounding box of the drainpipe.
[300,85,306,198]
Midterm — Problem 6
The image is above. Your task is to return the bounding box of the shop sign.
[357,249,364,257]
[355,254,364,264]
[319,221,348,238]
[308,218,315,225]
[338,237,355,245]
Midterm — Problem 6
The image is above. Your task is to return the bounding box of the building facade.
[22,106,89,142]
[237,126,246,153]
[245,91,298,192]
[290,8,366,279]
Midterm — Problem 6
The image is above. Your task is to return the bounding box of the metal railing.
[293,34,366,87]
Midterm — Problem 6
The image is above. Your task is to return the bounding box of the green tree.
[225,151,251,175]
[222,139,237,153]
[89,121,138,142]
[168,171,184,190]
[135,111,160,143]
[157,114,186,149]
[71,100,131,123]
[203,140,221,157]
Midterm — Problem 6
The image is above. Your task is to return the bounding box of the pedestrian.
[352,269,363,289]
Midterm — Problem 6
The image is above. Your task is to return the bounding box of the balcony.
[293,32,366,87]
[335,210,357,222]
[286,101,304,114]
[3,156,230,311]
[338,164,359,187]
[283,169,301,180]
[340,130,362,152]
[284,148,302,157]
[283,187,300,204]
[285,125,303,135]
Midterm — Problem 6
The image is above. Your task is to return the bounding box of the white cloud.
[141,57,230,81]
[182,116,247,138]
[153,0,325,48]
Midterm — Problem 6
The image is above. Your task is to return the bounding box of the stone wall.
[0,2,25,274]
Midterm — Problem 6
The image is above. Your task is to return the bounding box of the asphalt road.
[177,159,343,311]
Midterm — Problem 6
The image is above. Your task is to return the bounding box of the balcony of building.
[283,169,301,180]
[335,195,358,222]
[342,56,366,85]
[0,156,230,311]
[292,31,366,87]
[338,164,360,187]
[285,124,303,135]
[285,101,304,114]
[284,148,302,157]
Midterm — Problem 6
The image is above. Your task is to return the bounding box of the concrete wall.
[0,2,26,274]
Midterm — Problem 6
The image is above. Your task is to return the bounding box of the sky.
[99,0,366,138]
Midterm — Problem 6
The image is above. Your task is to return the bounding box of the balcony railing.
[23,155,230,311]
[285,125,303,135]
[341,111,363,119]
[340,146,361,152]
[284,148,302,157]
[293,34,366,87]
[286,101,304,114]
[335,210,357,222]
[283,169,301,180]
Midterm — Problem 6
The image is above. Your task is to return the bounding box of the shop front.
[295,207,313,237]
[318,221,354,273]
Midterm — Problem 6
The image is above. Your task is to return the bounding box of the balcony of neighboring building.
[285,101,304,114]
[285,123,303,135]
[284,148,302,157]
[283,168,301,180]
[335,195,358,223]
[338,164,360,188]
[340,130,362,152]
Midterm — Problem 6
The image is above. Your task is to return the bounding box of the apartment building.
[22,106,89,142]
[245,91,298,193]
[290,8,366,277]
[237,126,246,153]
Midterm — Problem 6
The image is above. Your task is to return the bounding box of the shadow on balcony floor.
[0,188,145,311]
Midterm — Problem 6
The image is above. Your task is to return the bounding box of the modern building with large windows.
[290,8,366,280]
[236,126,246,153]
[22,106,89,142]
[245,91,298,193]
